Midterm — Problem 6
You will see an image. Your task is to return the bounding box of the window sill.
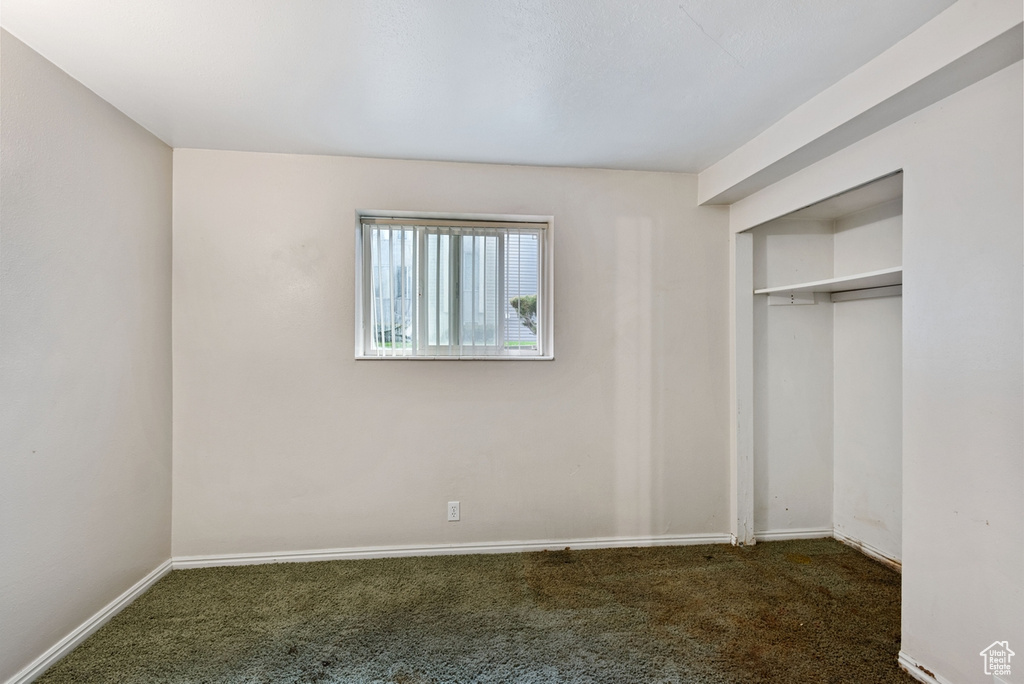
[355,355,554,361]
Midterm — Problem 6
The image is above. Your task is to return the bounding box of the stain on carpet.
[35,539,913,683]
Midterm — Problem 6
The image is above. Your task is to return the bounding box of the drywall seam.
[5,560,173,684]
[833,529,902,572]
[753,528,833,541]
[171,533,733,569]
[897,651,955,684]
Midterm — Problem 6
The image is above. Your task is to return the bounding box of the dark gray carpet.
[36,538,913,683]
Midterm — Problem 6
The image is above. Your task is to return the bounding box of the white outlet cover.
[447,501,460,522]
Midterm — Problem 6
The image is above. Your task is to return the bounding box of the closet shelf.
[754,267,902,296]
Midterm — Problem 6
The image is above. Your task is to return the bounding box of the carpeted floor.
[36,538,913,683]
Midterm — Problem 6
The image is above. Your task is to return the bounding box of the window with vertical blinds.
[357,216,550,359]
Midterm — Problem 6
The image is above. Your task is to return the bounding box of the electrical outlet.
[447,501,460,522]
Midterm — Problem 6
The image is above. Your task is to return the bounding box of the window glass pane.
[369,227,414,353]
[361,219,544,358]
[461,234,500,348]
[505,232,539,350]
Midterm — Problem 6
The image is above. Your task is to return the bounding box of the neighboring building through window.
[356,215,552,359]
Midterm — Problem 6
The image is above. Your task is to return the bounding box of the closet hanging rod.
[830,285,902,303]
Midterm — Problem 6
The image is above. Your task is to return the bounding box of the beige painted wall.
[0,31,172,681]
[730,61,1022,684]
[833,294,902,561]
[832,203,903,562]
[751,220,835,535]
[171,150,730,557]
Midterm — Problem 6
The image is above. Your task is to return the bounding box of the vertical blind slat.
[396,229,402,355]
[447,228,453,357]
[471,234,477,353]
[373,228,383,356]
[415,228,424,356]
[497,229,505,350]
[403,228,410,355]
[366,226,374,354]
[516,229,522,346]
[483,235,489,348]
[387,229,395,357]
[434,233,440,352]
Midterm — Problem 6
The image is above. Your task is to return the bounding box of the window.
[356,214,552,359]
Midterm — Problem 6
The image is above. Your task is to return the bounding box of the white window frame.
[354,211,554,360]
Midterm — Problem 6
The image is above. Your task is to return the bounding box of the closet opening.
[740,171,903,571]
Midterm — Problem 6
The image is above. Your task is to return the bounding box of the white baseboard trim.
[754,527,833,541]
[833,530,902,572]
[172,533,734,569]
[6,559,172,684]
[898,651,954,684]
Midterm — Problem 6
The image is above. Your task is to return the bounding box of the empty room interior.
[1,1,1021,683]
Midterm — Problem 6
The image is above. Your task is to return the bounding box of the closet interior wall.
[832,199,902,563]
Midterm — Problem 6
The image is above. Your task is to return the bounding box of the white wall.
[832,205,903,563]
[833,295,902,562]
[752,219,834,289]
[752,292,834,535]
[171,150,731,557]
[729,61,1022,684]
[0,31,172,682]
[751,220,835,535]
[833,198,902,277]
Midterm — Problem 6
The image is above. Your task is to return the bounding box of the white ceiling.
[1,0,956,172]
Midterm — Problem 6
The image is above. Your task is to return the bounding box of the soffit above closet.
[0,1,954,172]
